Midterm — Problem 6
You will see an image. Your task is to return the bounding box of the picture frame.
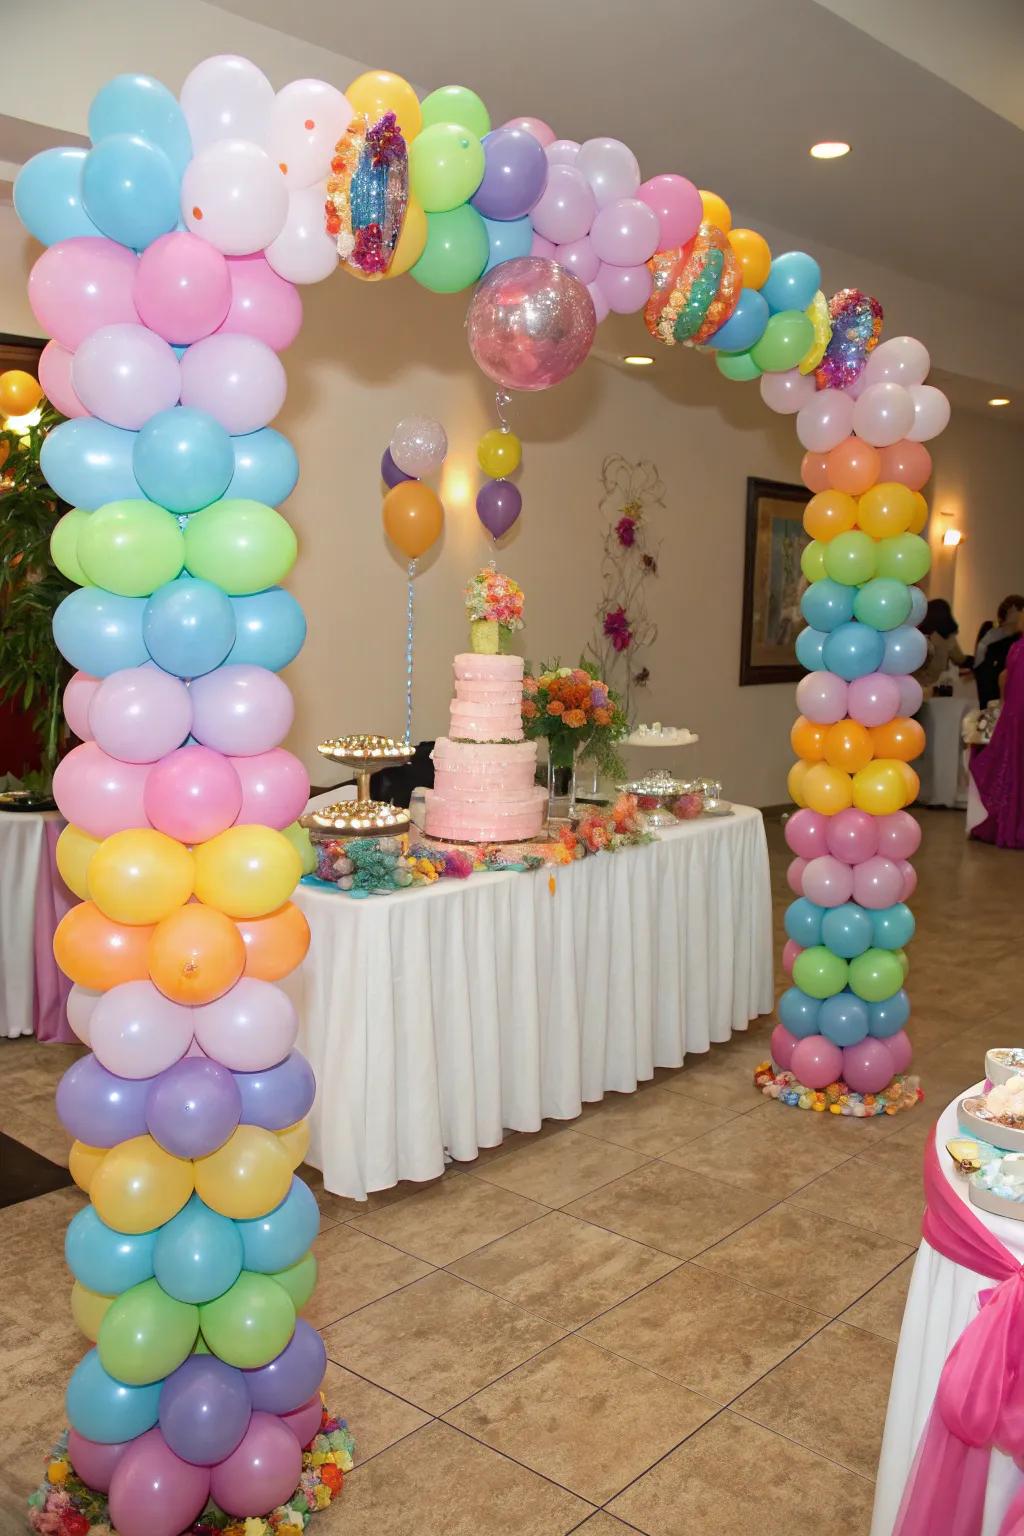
[0,332,45,376]
[739,475,812,686]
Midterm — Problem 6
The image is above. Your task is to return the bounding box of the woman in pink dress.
[970,613,1024,847]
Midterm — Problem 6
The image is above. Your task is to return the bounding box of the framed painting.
[739,476,812,685]
[0,333,44,375]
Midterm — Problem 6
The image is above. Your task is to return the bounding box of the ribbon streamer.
[405,557,417,745]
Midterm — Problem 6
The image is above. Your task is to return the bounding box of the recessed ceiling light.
[810,141,851,159]
[988,397,1011,407]
[623,355,655,367]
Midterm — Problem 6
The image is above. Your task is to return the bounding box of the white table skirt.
[916,696,971,809]
[287,806,774,1200]
[0,810,57,1039]
[871,1085,1024,1536]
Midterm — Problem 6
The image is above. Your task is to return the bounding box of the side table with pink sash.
[872,1088,1024,1535]
[0,809,75,1041]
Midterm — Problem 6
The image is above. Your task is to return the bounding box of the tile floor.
[0,808,1015,1535]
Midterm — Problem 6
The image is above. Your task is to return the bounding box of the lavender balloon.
[471,127,548,221]
[380,447,412,489]
[146,1057,242,1158]
[476,479,521,539]
[234,1050,316,1131]
[56,1055,151,1147]
[159,1356,252,1467]
[188,664,294,756]
[243,1320,326,1415]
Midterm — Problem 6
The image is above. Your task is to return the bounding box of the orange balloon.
[877,440,932,491]
[54,902,153,989]
[870,717,925,762]
[802,761,854,816]
[727,228,771,289]
[149,903,246,1005]
[897,760,921,804]
[907,491,928,535]
[699,190,731,233]
[801,452,831,493]
[238,902,311,981]
[382,480,444,559]
[790,716,827,761]
[856,482,915,540]
[804,490,858,543]
[787,759,810,808]
[823,719,874,773]
[0,368,43,417]
[825,437,880,496]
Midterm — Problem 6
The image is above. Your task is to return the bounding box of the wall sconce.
[942,528,963,548]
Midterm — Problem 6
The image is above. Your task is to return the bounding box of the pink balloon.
[895,675,924,717]
[108,1427,210,1536]
[851,856,904,910]
[280,1392,323,1448]
[784,808,829,860]
[66,984,101,1044]
[899,860,917,900]
[530,165,596,245]
[906,383,950,443]
[90,981,194,1079]
[761,369,816,415]
[791,1034,844,1090]
[68,1429,132,1494]
[503,116,556,149]
[825,808,878,865]
[587,280,609,324]
[192,978,298,1070]
[230,749,310,830]
[802,855,854,908]
[39,340,86,418]
[554,236,599,286]
[885,1029,913,1075]
[210,1411,302,1518]
[771,1023,798,1071]
[88,666,193,764]
[64,671,99,741]
[843,1037,895,1094]
[863,336,930,389]
[189,665,295,757]
[637,174,702,249]
[53,743,150,838]
[28,237,139,351]
[180,334,287,434]
[876,811,921,861]
[530,232,556,259]
[134,231,232,345]
[576,137,641,208]
[786,857,807,895]
[546,139,580,167]
[218,254,303,351]
[782,939,802,976]
[852,382,915,447]
[589,198,660,267]
[71,323,180,431]
[877,439,932,491]
[144,744,243,844]
[843,371,871,401]
[595,260,652,314]
[847,672,900,727]
[796,389,854,452]
[465,257,596,392]
[795,671,848,725]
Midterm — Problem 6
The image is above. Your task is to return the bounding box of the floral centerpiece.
[465,562,525,654]
[522,662,628,815]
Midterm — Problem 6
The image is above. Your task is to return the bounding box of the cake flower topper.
[465,561,525,654]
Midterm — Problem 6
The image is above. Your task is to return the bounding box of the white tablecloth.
[0,809,62,1039]
[871,1085,1024,1536]
[287,807,774,1200]
[916,696,971,808]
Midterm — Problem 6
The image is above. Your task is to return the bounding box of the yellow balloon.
[477,428,522,479]
[852,759,907,816]
[699,189,731,233]
[71,1281,114,1342]
[57,824,102,901]
[897,760,920,805]
[91,1135,194,1234]
[727,228,771,289]
[277,1118,310,1171]
[194,1124,293,1220]
[69,1141,107,1193]
[390,198,427,276]
[799,291,832,375]
[88,829,195,926]
[856,482,915,540]
[803,761,854,816]
[346,69,422,141]
[787,759,810,808]
[907,491,929,535]
[193,826,301,920]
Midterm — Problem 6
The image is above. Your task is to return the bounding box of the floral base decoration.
[28,1409,355,1536]
[586,455,664,720]
[754,1062,923,1118]
[465,563,524,655]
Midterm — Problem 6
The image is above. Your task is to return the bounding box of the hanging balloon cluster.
[476,397,523,540]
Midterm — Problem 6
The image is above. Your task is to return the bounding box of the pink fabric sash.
[33,819,74,1042]
[893,1132,1024,1536]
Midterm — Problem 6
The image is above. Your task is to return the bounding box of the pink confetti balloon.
[466,257,596,392]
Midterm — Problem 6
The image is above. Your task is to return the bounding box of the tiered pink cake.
[425,654,547,842]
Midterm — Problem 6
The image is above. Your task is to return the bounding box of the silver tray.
[959,1095,1024,1154]
[986,1050,1024,1087]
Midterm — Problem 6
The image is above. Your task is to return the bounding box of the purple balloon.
[159,1356,252,1467]
[589,198,661,268]
[555,236,599,286]
[472,127,549,221]
[146,1056,242,1158]
[188,664,294,756]
[243,1320,326,1415]
[476,479,522,539]
[530,164,596,245]
[380,447,412,489]
[88,666,193,765]
[56,1055,151,1147]
[234,1050,315,1131]
[843,1037,896,1094]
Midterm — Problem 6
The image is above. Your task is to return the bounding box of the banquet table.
[0,809,74,1041]
[915,695,971,808]
[287,806,774,1201]
[871,1086,1024,1536]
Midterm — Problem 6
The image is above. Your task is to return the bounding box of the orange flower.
[592,707,611,726]
[562,708,586,728]
[521,699,537,719]
[321,1463,344,1493]
[547,700,565,715]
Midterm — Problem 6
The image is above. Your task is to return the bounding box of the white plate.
[959,1096,1024,1153]
[986,1050,1024,1087]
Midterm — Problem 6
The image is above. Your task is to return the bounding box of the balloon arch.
[16,54,942,1536]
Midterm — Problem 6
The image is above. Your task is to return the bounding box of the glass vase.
[547,745,582,822]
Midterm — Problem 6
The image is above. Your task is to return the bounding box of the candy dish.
[986,1049,1024,1087]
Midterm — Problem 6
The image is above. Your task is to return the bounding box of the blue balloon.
[66,1348,162,1444]
[88,74,192,177]
[82,133,179,250]
[41,418,139,509]
[778,986,821,1039]
[134,407,234,514]
[795,626,827,672]
[153,1194,244,1304]
[908,586,927,626]
[818,990,870,1047]
[13,147,101,246]
[800,578,855,633]
[821,903,874,959]
[881,625,928,676]
[65,1206,156,1296]
[143,576,236,678]
[482,214,534,274]
[784,897,824,948]
[227,588,306,672]
[853,578,912,632]
[872,903,916,950]
[822,621,886,680]
[235,1176,320,1274]
[227,428,299,507]
[54,588,147,677]
[705,288,770,352]
[761,251,821,314]
[867,988,910,1038]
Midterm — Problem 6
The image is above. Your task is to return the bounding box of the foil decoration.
[644,223,741,348]
[325,112,408,277]
[815,287,883,391]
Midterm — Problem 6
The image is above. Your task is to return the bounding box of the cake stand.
[309,734,415,836]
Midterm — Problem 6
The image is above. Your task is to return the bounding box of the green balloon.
[420,84,491,140]
[269,1251,317,1311]
[853,577,912,631]
[823,530,877,587]
[77,500,184,598]
[716,349,762,382]
[876,532,931,584]
[193,1332,211,1355]
[750,310,815,373]
[411,206,489,294]
[897,948,910,980]
[409,123,485,213]
[848,947,904,1003]
[50,507,93,587]
[183,498,297,596]
[801,540,827,582]
[793,945,849,1000]
[200,1271,296,1369]
[281,821,316,877]
[97,1278,198,1386]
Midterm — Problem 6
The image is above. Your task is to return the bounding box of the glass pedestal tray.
[311,734,414,835]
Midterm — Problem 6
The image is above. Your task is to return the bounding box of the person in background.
[969,605,1024,846]
[975,594,1024,707]
[975,618,994,652]
[915,599,969,695]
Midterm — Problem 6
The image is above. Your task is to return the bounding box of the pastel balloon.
[90,981,193,1077]
[530,164,596,244]
[801,452,830,493]
[70,1141,109,1194]
[820,905,874,962]
[88,666,192,762]
[346,67,422,139]
[818,989,870,1044]
[133,406,234,514]
[792,946,848,999]
[243,1318,326,1413]
[478,428,525,481]
[870,716,925,762]
[270,77,353,189]
[795,671,848,725]
[192,977,298,1070]
[281,1391,323,1448]
[82,133,178,249]
[761,252,821,314]
[153,1192,245,1303]
[876,533,931,585]
[107,1426,211,1536]
[76,499,183,598]
[147,1058,243,1161]
[885,1029,913,1074]
[750,309,814,373]
[42,419,139,511]
[53,743,150,837]
[88,73,191,176]
[14,147,101,247]
[790,715,826,761]
[182,139,288,255]
[790,1034,844,1090]
[39,339,87,418]
[864,335,930,389]
[230,750,310,831]
[589,197,660,267]
[209,1410,301,1518]
[56,823,101,901]
[638,174,702,248]
[73,327,178,439]
[872,902,916,950]
[800,541,826,583]
[67,1429,132,1495]
[856,482,915,540]
[876,811,921,861]
[276,1118,311,1171]
[410,205,488,293]
[795,627,826,671]
[826,807,878,864]
[149,903,247,1006]
[476,478,522,539]
[586,279,609,324]
[823,530,877,586]
[851,856,904,910]
[180,333,286,434]
[825,436,880,496]
[847,671,900,727]
[705,289,768,352]
[410,121,485,212]
[29,237,139,351]
[159,1354,252,1467]
[595,260,652,314]
[90,1135,195,1233]
[908,587,928,626]
[180,55,274,150]
[189,664,294,755]
[796,390,854,453]
[854,578,912,632]
[390,415,448,478]
[760,368,816,414]
[822,623,885,681]
[199,1270,296,1367]
[881,625,927,675]
[54,902,152,991]
[899,862,918,903]
[66,1204,156,1296]
[877,439,932,491]
[64,671,99,740]
[219,254,303,349]
[848,948,904,1003]
[193,824,299,921]
[422,84,490,137]
[98,1277,198,1386]
[784,897,823,947]
[66,982,102,1042]
[786,858,807,897]
[233,1050,318,1135]
[576,137,640,208]
[143,577,236,678]
[852,759,908,816]
[896,675,925,716]
[799,578,855,633]
[485,216,534,279]
[778,986,821,1038]
[784,939,804,978]
[134,231,231,344]
[852,382,915,447]
[502,115,555,147]
[235,1174,320,1272]
[265,184,340,284]
[802,856,854,908]
[237,904,310,983]
[228,428,300,505]
[770,1023,798,1070]
[183,498,296,594]
[843,1037,896,1094]
[66,1349,161,1445]
[868,989,910,1038]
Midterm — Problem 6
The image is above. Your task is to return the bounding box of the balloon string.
[405,558,417,746]
[495,389,512,433]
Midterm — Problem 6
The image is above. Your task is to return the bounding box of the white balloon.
[906,383,950,442]
[863,335,930,389]
[181,139,288,256]
[851,381,916,447]
[390,415,448,477]
[269,79,353,189]
[265,186,339,284]
[66,985,101,1045]
[796,388,854,451]
[576,137,640,209]
[760,368,816,415]
[179,54,274,150]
